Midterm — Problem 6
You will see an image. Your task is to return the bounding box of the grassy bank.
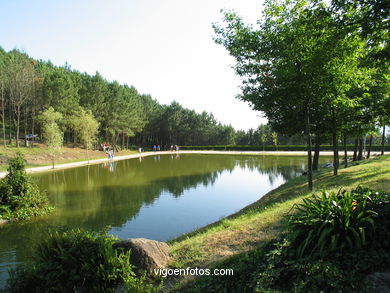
[0,144,137,171]
[168,155,390,291]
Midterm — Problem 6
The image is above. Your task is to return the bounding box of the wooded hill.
[0,47,239,150]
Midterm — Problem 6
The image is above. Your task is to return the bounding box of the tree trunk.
[367,134,373,159]
[1,85,5,147]
[305,107,313,190]
[358,138,363,160]
[344,134,348,168]
[31,111,35,147]
[312,138,320,171]
[382,125,386,155]
[111,134,116,153]
[8,105,12,145]
[332,128,339,175]
[331,108,339,175]
[24,107,28,143]
[16,106,20,147]
[353,138,358,161]
[87,140,90,164]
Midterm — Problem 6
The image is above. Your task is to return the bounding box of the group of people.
[102,142,179,159]
[170,145,179,152]
[151,144,180,152]
[107,149,114,160]
[101,143,114,160]
[152,145,161,151]
[101,143,110,153]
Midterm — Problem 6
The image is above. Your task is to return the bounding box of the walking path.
[0,150,387,178]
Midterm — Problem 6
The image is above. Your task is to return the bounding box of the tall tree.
[39,107,63,168]
[103,82,146,150]
[0,48,7,146]
[214,0,369,185]
[7,50,35,147]
[72,109,99,163]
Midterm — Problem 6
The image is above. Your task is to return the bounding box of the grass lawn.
[0,143,137,171]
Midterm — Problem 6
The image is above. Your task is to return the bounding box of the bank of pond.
[0,154,389,292]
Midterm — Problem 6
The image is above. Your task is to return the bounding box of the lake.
[0,153,329,288]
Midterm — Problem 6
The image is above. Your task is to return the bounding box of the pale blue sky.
[0,0,266,130]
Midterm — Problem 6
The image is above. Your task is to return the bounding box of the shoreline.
[167,155,390,291]
[0,150,387,178]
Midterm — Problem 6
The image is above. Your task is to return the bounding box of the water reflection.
[0,154,328,288]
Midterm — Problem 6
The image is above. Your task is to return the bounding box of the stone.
[114,238,170,272]
[0,219,9,225]
[365,271,390,293]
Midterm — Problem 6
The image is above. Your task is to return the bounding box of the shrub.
[288,187,389,258]
[7,229,160,293]
[252,238,367,292]
[0,152,52,220]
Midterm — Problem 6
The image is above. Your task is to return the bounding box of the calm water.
[0,154,329,287]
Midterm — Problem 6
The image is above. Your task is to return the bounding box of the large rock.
[114,238,170,271]
[0,219,9,225]
[365,271,390,293]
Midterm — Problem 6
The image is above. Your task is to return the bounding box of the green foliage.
[288,187,389,257]
[71,108,99,161]
[39,107,63,167]
[0,46,245,152]
[7,229,160,293]
[103,82,147,146]
[179,144,389,151]
[253,239,361,292]
[259,187,390,292]
[0,152,52,220]
[0,44,388,151]
[213,0,384,181]
[72,108,99,149]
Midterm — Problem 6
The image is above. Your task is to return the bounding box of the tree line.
[0,47,239,151]
[214,0,389,189]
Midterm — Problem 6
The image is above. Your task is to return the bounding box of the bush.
[0,152,52,220]
[257,187,390,292]
[253,238,365,292]
[7,229,160,293]
[287,187,381,258]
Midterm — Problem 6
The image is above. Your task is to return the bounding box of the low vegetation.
[0,152,52,221]
[6,229,160,293]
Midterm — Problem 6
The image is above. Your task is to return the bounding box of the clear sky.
[0,0,266,130]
